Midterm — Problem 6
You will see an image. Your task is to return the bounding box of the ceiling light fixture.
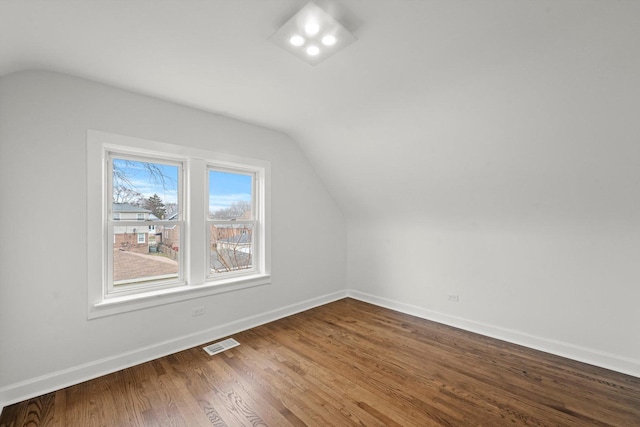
[321,35,336,46]
[269,2,357,66]
[304,22,320,36]
[289,35,305,46]
[306,45,320,56]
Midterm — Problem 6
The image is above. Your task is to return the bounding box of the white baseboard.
[0,290,348,411]
[347,289,640,378]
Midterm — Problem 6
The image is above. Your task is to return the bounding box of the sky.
[113,158,179,205]
[112,158,252,215]
[209,170,252,214]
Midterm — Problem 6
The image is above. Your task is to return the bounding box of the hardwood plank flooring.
[1,298,639,426]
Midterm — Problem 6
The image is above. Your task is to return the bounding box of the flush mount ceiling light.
[269,2,357,66]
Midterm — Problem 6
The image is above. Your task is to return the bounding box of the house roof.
[210,249,251,273]
[113,203,152,213]
[218,233,251,245]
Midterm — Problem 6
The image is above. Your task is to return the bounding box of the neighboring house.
[158,212,179,251]
[210,225,252,273]
[112,203,155,254]
[215,228,252,254]
[211,223,251,242]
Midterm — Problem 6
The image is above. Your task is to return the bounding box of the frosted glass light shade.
[289,35,305,46]
[322,35,336,46]
[304,22,320,36]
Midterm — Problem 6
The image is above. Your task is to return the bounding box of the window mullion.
[188,158,206,286]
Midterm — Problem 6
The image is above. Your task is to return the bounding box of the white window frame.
[87,130,271,319]
[137,232,146,244]
[106,151,186,298]
[207,166,262,280]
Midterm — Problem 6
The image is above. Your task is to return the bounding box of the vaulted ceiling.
[2,0,639,225]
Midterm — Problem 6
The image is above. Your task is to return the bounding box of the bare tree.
[113,160,172,190]
[164,202,178,219]
[210,200,251,220]
[210,223,252,273]
[112,159,176,204]
[113,185,144,204]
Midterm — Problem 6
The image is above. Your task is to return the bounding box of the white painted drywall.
[0,70,346,404]
[342,2,640,377]
[348,218,640,375]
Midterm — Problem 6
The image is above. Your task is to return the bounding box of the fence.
[158,245,179,260]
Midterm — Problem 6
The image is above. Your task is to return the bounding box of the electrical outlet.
[192,306,205,317]
[448,294,459,302]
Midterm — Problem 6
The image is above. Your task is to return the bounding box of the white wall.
[0,70,347,406]
[348,219,640,376]
[340,2,640,378]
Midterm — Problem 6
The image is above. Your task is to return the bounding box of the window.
[208,169,256,277]
[108,153,183,296]
[88,130,270,318]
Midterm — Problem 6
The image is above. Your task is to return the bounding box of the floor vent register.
[203,338,240,356]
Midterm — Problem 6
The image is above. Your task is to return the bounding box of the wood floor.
[2,298,639,426]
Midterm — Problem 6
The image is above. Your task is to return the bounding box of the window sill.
[89,274,271,319]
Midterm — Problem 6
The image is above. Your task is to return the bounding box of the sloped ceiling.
[1,0,639,225]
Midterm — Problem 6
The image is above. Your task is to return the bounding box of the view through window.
[89,130,271,317]
[109,156,182,293]
[208,169,255,276]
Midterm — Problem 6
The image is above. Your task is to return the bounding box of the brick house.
[113,203,156,254]
[158,212,179,251]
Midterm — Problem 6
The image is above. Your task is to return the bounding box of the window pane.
[112,157,179,220]
[113,225,180,285]
[208,170,253,220]
[110,155,182,289]
[209,223,253,274]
